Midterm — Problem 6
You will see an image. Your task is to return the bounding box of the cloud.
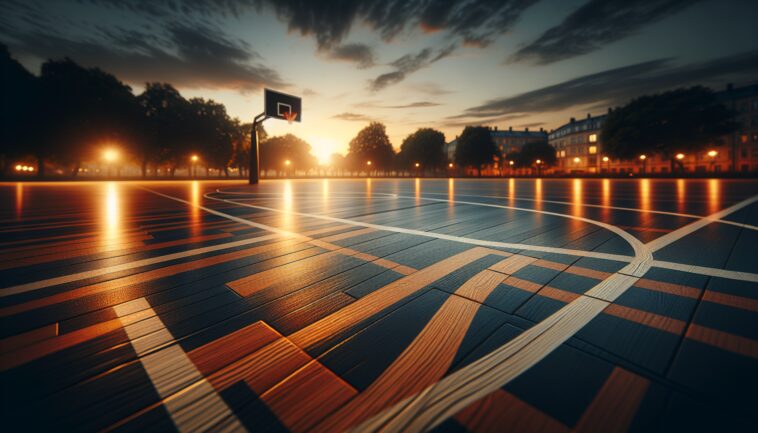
[0,4,285,92]
[327,43,375,68]
[509,0,700,65]
[258,0,539,50]
[406,81,455,96]
[369,44,455,91]
[332,112,374,122]
[461,50,758,118]
[383,101,441,108]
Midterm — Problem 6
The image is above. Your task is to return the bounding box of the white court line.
[349,192,758,433]
[206,191,640,265]
[394,190,758,231]
[114,298,247,433]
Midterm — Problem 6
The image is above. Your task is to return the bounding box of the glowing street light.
[448,162,454,168]
[676,153,685,160]
[639,154,646,160]
[573,157,581,163]
[535,159,542,164]
[15,164,22,171]
[366,160,372,166]
[103,149,119,162]
[707,150,718,158]
[602,156,609,162]
[508,160,514,166]
[191,154,199,162]
[414,162,420,168]
[284,159,291,166]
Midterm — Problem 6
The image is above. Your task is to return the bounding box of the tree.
[602,86,738,171]
[346,122,395,173]
[189,98,235,176]
[37,58,138,177]
[510,141,557,169]
[260,134,317,175]
[138,83,192,176]
[454,126,499,176]
[0,44,39,175]
[396,128,446,173]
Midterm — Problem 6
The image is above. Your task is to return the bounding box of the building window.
[589,133,597,143]
[588,145,597,154]
[560,150,566,157]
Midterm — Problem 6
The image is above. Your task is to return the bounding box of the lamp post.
[414,162,420,177]
[639,154,647,175]
[602,156,610,174]
[535,159,542,177]
[707,150,717,173]
[366,160,372,177]
[190,154,199,178]
[103,149,118,178]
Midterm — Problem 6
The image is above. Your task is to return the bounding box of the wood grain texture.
[455,389,569,433]
[573,367,649,433]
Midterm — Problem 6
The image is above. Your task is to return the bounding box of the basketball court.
[1,178,756,432]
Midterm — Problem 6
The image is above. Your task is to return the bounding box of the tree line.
[2,43,737,179]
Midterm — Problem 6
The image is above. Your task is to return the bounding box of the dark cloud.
[0,3,285,91]
[383,101,441,109]
[369,44,455,91]
[328,43,375,69]
[406,81,455,96]
[509,0,700,65]
[257,0,538,50]
[462,50,758,118]
[332,112,374,122]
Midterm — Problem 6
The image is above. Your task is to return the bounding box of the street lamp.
[448,162,453,168]
[602,156,609,173]
[284,159,291,166]
[639,154,647,176]
[103,148,119,177]
[366,160,372,166]
[707,150,717,172]
[676,153,685,160]
[414,162,420,167]
[190,154,199,178]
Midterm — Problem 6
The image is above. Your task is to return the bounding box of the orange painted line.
[701,290,758,313]
[634,279,701,299]
[617,226,673,234]
[0,237,313,317]
[533,259,570,272]
[503,275,543,293]
[188,321,280,375]
[0,323,58,352]
[288,247,503,352]
[686,324,758,359]
[603,304,686,335]
[539,286,581,303]
[0,307,156,370]
[0,319,122,371]
[564,265,612,281]
[0,227,151,248]
[573,367,649,433]
[262,360,358,433]
[0,232,153,257]
[313,264,511,432]
[455,389,569,433]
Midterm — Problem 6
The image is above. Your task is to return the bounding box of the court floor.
[1,178,757,432]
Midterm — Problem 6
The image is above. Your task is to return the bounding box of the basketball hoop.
[283,111,298,124]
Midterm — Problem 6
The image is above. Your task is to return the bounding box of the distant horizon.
[3,0,758,160]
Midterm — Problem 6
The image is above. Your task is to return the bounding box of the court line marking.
[207,191,642,266]
[350,193,758,433]
[114,298,248,433]
[391,190,758,231]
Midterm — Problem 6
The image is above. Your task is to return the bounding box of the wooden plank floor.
[1,178,757,433]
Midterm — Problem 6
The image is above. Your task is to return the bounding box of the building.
[446,127,547,174]
[549,83,758,175]
[549,114,607,174]
[718,83,758,173]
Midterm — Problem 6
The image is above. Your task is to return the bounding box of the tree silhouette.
[396,128,446,174]
[602,86,737,171]
[454,126,499,176]
[509,141,556,168]
[189,98,235,176]
[346,122,395,173]
[138,83,192,176]
[260,134,317,175]
[1,45,39,175]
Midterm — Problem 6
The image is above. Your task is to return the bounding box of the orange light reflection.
[190,181,200,236]
[708,179,721,215]
[639,179,653,226]
[102,182,122,247]
[15,183,23,219]
[676,179,686,214]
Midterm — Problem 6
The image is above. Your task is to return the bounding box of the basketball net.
[283,111,298,124]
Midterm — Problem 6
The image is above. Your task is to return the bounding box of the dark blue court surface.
[1,178,756,433]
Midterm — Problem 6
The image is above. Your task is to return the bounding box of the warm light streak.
[708,179,720,215]
[284,159,291,166]
[102,182,122,246]
[571,178,583,218]
[190,181,200,236]
[676,178,686,214]
[534,178,543,212]
[639,179,652,226]
[601,178,611,220]
[676,153,685,160]
[15,183,23,219]
[448,177,454,204]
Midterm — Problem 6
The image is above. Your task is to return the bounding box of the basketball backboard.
[264,89,301,123]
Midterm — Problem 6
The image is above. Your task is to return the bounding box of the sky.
[2,0,758,163]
